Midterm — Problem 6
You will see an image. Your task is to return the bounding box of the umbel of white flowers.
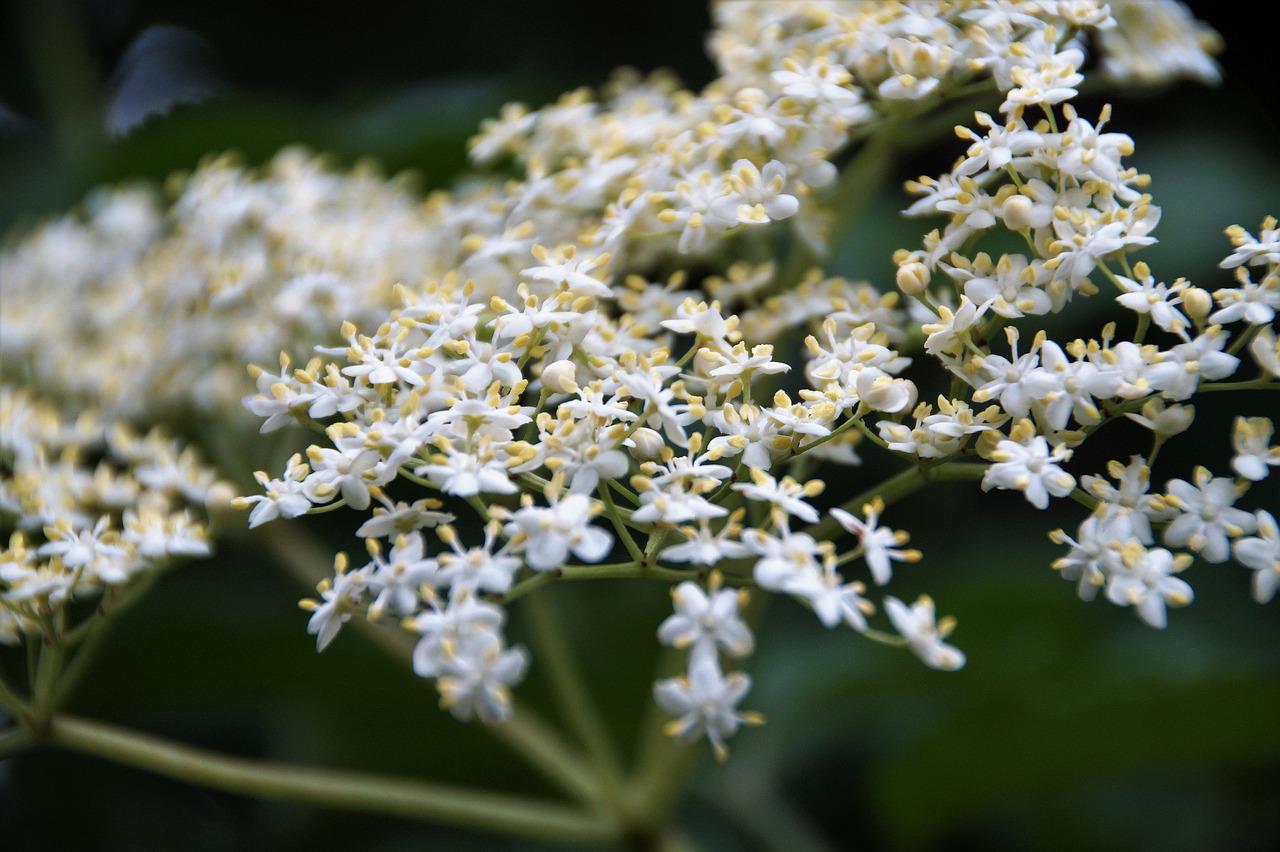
[3,1,1274,764]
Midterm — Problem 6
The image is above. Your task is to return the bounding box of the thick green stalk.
[42,715,619,845]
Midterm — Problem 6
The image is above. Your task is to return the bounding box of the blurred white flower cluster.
[0,152,448,418]
[0,388,229,644]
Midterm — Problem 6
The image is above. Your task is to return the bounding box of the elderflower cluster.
[896,62,1277,626]
[228,2,1264,762]
[0,1,1216,423]
[0,1,1242,763]
[0,388,228,644]
[0,150,448,418]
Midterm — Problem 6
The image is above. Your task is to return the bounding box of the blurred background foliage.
[1,1,1277,850]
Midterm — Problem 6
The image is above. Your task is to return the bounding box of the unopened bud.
[896,261,931,296]
[628,427,666,461]
[540,359,578,394]
[1181,287,1212,325]
[1001,194,1036,231]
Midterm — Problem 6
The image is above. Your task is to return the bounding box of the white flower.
[657,580,753,657]
[982,427,1076,509]
[712,159,799,226]
[365,533,438,620]
[37,516,123,569]
[658,520,750,566]
[436,637,529,725]
[881,38,952,100]
[356,499,454,538]
[742,528,822,593]
[972,328,1057,418]
[416,451,518,497]
[407,594,505,678]
[1126,399,1196,439]
[653,644,759,761]
[1104,544,1194,629]
[1080,456,1170,545]
[1050,515,1125,601]
[1234,511,1279,604]
[793,566,872,631]
[705,342,790,380]
[772,57,862,112]
[1145,328,1239,401]
[1231,417,1278,482]
[631,479,723,523]
[1115,271,1190,333]
[1210,272,1280,326]
[305,445,381,510]
[1250,327,1280,376]
[1037,339,1122,429]
[732,468,821,525]
[1163,468,1257,563]
[122,509,210,560]
[504,491,613,571]
[884,595,965,671]
[661,299,731,341]
[301,556,371,651]
[952,113,1042,178]
[922,297,988,357]
[521,244,612,298]
[953,253,1053,318]
[434,523,521,595]
[339,329,427,388]
[1219,217,1280,269]
[829,499,919,586]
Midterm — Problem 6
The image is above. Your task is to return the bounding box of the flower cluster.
[2,1,1250,764]
[227,2,1247,763]
[654,575,759,761]
[0,1,1218,425]
[896,54,1278,627]
[0,388,228,645]
[0,151,446,419]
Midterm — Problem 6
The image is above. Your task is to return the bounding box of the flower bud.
[628,427,666,461]
[1001,194,1035,231]
[1181,287,1212,325]
[540,360,578,394]
[895,261,930,296]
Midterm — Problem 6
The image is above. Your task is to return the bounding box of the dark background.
[2,2,1278,850]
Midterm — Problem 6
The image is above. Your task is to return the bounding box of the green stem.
[306,499,348,515]
[41,714,618,845]
[54,568,168,710]
[33,638,66,723]
[524,592,626,800]
[0,669,29,717]
[1228,325,1261,356]
[1199,378,1275,392]
[501,561,704,606]
[601,485,645,562]
[491,705,609,811]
